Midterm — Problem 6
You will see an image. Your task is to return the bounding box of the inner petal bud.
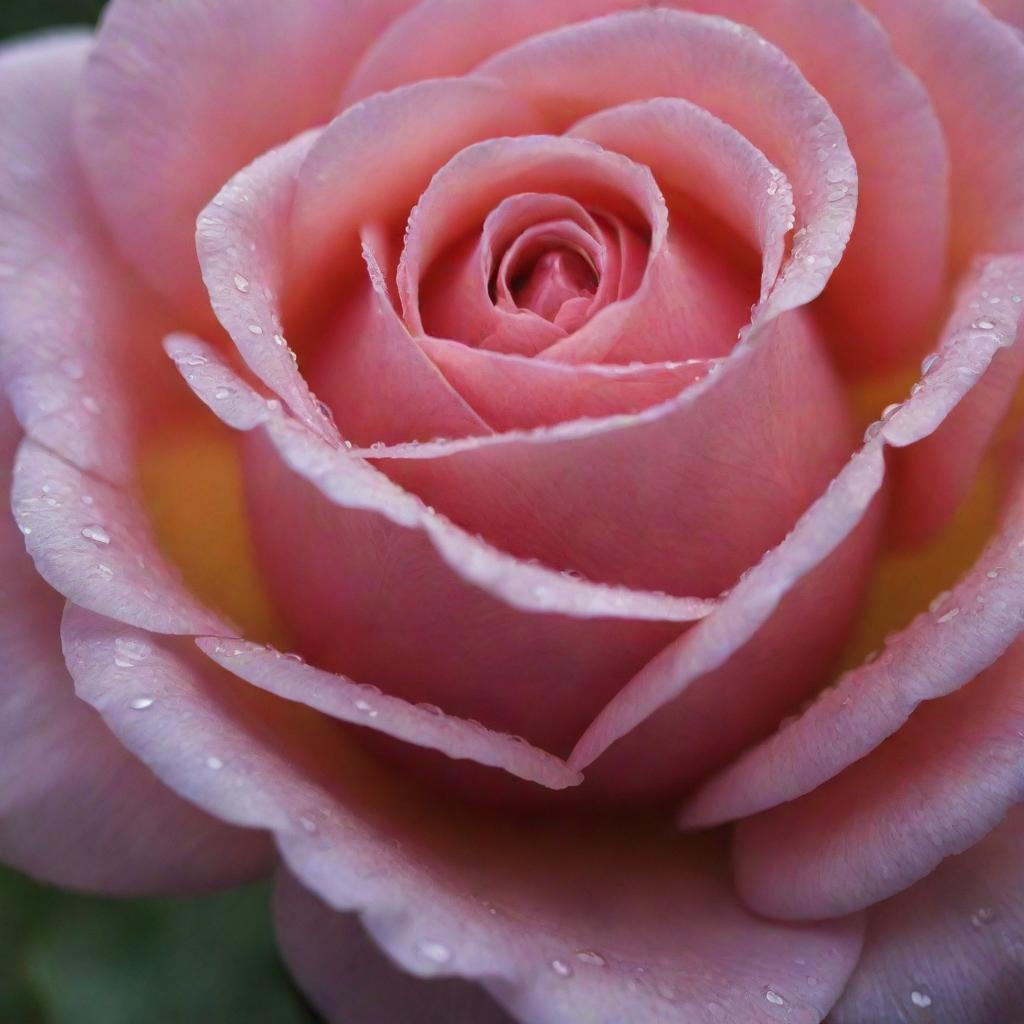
[513,247,599,323]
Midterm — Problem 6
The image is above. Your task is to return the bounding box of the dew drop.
[921,353,940,375]
[765,989,785,1006]
[205,755,224,770]
[81,524,111,546]
[247,324,264,336]
[272,333,287,347]
[416,939,452,965]
[354,698,378,718]
[129,697,154,710]
[299,815,318,833]
[910,989,932,1008]
[987,570,1000,579]
[971,906,996,927]
[575,950,606,967]
[550,959,573,978]
[214,387,232,400]
[972,318,997,330]
[82,395,101,415]
[936,607,960,624]
[233,273,250,293]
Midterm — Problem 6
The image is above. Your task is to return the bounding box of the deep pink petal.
[75,0,418,319]
[861,0,1024,260]
[0,402,270,893]
[359,312,854,599]
[166,333,714,625]
[63,603,864,1023]
[572,256,1023,771]
[274,869,512,1024]
[196,638,581,790]
[419,340,715,431]
[982,0,1024,30]
[732,633,1024,920]
[830,807,1024,1024]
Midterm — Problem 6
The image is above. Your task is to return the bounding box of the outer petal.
[831,808,1024,1024]
[731,633,1024,920]
[683,421,1024,828]
[0,32,179,488]
[274,869,514,1024]
[570,255,1024,770]
[982,0,1024,29]
[0,402,270,893]
[861,0,1024,259]
[63,603,863,1024]
[75,0,418,319]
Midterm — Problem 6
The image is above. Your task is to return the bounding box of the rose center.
[506,244,599,323]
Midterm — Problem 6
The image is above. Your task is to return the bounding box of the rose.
[2,0,1024,1020]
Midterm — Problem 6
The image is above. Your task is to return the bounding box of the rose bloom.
[3,0,1024,1020]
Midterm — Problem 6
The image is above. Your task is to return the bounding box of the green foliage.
[0,867,319,1024]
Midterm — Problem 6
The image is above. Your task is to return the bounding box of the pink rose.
[3,0,1024,1019]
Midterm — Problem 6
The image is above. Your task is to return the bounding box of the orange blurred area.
[139,420,290,649]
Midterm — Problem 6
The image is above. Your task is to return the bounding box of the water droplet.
[354,698,378,718]
[129,697,154,710]
[233,274,250,293]
[937,607,960,624]
[765,989,785,1006]
[550,959,573,978]
[205,755,224,770]
[910,989,932,1008]
[81,524,111,546]
[214,387,232,400]
[921,353,940,375]
[81,494,94,506]
[247,324,264,336]
[972,318,997,330]
[971,906,996,927]
[272,333,287,347]
[299,815,318,833]
[987,570,1000,579]
[928,590,952,614]
[82,395,101,415]
[575,950,606,967]
[370,441,386,451]
[416,940,452,965]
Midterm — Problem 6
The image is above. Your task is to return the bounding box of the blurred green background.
[0,3,319,1021]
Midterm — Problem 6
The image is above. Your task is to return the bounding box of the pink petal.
[197,76,541,440]
[341,0,627,103]
[861,0,1024,259]
[166,333,715,625]
[196,638,581,790]
[684,446,1024,829]
[478,8,858,320]
[732,632,1024,920]
[0,402,270,893]
[0,32,179,488]
[274,870,512,1024]
[982,0,1024,30]
[418,339,715,431]
[675,0,949,374]
[572,256,1023,771]
[63,603,864,1023]
[11,438,228,636]
[358,311,855,600]
[307,233,492,446]
[75,0,418,319]
[830,807,1024,1024]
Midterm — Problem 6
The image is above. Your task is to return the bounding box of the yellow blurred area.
[139,422,290,649]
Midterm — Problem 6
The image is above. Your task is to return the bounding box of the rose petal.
[0,32,179,488]
[63,604,863,1024]
[683,361,1024,829]
[274,869,512,1024]
[11,438,229,636]
[166,333,715,625]
[861,0,1024,260]
[732,632,1024,920]
[982,0,1024,31]
[571,255,1024,770]
[830,807,1024,1024]
[0,402,270,893]
[478,8,857,319]
[674,0,949,373]
[197,638,582,790]
[76,0,418,319]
